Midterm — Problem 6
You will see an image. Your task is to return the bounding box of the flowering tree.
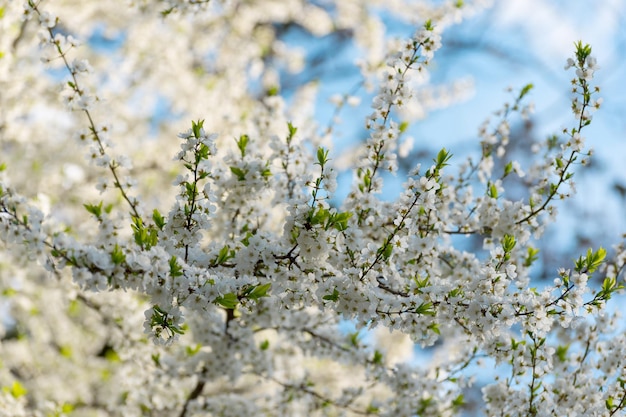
[1,1,626,416]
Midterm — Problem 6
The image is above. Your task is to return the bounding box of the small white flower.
[70,59,93,74]
[505,264,517,279]
[39,11,57,28]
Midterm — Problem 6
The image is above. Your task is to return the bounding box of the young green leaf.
[169,256,183,277]
[230,166,247,181]
[323,288,339,302]
[248,283,271,300]
[110,244,126,265]
[215,293,238,309]
[84,201,103,219]
[235,134,249,158]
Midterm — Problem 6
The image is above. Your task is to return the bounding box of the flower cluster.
[0,1,625,417]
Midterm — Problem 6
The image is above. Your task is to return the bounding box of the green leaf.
[434,148,452,169]
[152,209,165,230]
[602,276,618,293]
[248,283,271,300]
[261,166,272,178]
[103,346,121,362]
[452,394,465,407]
[428,323,440,335]
[379,242,393,260]
[576,247,607,274]
[267,86,279,96]
[323,288,339,302]
[6,381,27,398]
[502,234,516,253]
[152,304,166,318]
[574,41,592,64]
[362,169,371,190]
[260,340,270,350]
[132,216,158,249]
[235,134,249,158]
[595,276,624,302]
[2,287,16,297]
[287,122,298,138]
[574,255,585,274]
[316,147,329,166]
[447,287,463,298]
[587,247,606,273]
[555,157,564,169]
[331,211,352,231]
[216,293,238,309]
[84,201,103,219]
[414,302,435,316]
[59,345,72,358]
[310,207,330,226]
[214,245,234,265]
[230,166,248,181]
[184,182,196,199]
[169,256,183,277]
[191,119,205,139]
[241,231,253,247]
[349,331,360,347]
[550,183,558,195]
[524,247,540,267]
[186,344,201,356]
[414,275,430,289]
[555,345,569,362]
[110,244,126,265]
[196,142,210,160]
[518,83,533,100]
[607,397,615,411]
[504,161,513,177]
[488,182,498,198]
[417,397,434,414]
